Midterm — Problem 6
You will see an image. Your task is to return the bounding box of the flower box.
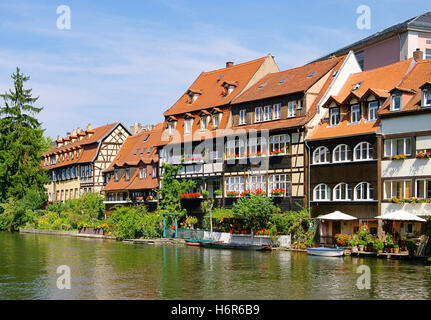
[270,188,286,197]
[226,191,240,197]
[415,151,431,159]
[180,192,202,199]
[389,153,407,160]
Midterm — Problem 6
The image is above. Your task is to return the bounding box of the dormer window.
[212,112,220,129]
[422,88,431,107]
[221,82,236,97]
[351,104,361,123]
[184,117,193,134]
[168,123,174,136]
[200,116,208,131]
[368,101,378,121]
[330,107,340,126]
[390,93,401,111]
[187,91,200,104]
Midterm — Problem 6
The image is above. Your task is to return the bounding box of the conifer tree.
[0,67,49,202]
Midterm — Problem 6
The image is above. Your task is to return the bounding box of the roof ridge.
[201,56,266,75]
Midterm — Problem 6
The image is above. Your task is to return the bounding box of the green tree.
[158,163,195,216]
[0,67,49,203]
[232,195,278,231]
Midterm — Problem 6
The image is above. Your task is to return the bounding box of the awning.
[317,211,357,221]
[375,210,426,222]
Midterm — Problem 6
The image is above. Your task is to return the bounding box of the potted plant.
[201,190,209,199]
[393,244,400,254]
[373,238,384,254]
[214,189,222,198]
[359,240,366,252]
[350,235,359,252]
[407,240,417,256]
[385,233,394,253]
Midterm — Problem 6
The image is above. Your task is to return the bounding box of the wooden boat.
[306,247,345,257]
[200,241,270,251]
[185,239,221,247]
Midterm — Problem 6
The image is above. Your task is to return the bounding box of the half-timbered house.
[42,122,130,202]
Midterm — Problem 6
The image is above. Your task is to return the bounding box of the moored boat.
[185,239,221,247]
[306,247,345,257]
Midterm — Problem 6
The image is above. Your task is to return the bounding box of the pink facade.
[363,36,400,70]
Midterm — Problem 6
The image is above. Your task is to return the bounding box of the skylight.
[133,148,140,155]
[147,147,153,154]
[140,147,146,154]
[258,82,267,89]
[279,78,288,84]
[144,134,150,141]
[307,71,317,78]
[217,75,223,82]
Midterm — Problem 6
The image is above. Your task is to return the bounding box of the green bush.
[107,205,162,240]
[0,198,36,231]
[232,195,276,231]
[407,240,417,255]
[373,238,384,251]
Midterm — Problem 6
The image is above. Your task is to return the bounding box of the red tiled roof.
[324,58,413,107]
[232,56,344,104]
[102,169,158,192]
[42,122,119,169]
[105,123,163,171]
[379,59,431,116]
[163,57,267,116]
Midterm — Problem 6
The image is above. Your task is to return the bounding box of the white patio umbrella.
[318,211,358,221]
[375,210,426,222]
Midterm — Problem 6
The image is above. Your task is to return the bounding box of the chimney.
[413,48,423,61]
[130,122,143,135]
[226,61,234,68]
[86,124,94,138]
[56,135,63,147]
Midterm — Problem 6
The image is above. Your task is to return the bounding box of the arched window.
[333,144,350,162]
[314,184,331,201]
[354,182,374,200]
[354,142,373,161]
[333,183,352,201]
[313,146,330,164]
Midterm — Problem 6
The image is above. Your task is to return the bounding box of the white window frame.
[333,144,350,163]
[288,101,296,118]
[246,175,267,193]
[351,104,361,123]
[139,167,147,179]
[426,48,431,60]
[184,118,193,134]
[255,107,262,123]
[264,105,272,121]
[354,182,374,201]
[330,107,340,126]
[313,146,330,164]
[168,122,175,136]
[384,180,412,199]
[422,89,431,107]
[200,116,207,131]
[353,142,373,161]
[213,113,220,129]
[384,137,412,157]
[313,184,331,201]
[416,179,431,199]
[390,93,401,111]
[268,174,291,197]
[225,138,246,159]
[368,101,378,121]
[225,176,244,196]
[239,109,246,125]
[248,137,268,157]
[269,134,290,156]
[333,183,352,201]
[273,103,281,120]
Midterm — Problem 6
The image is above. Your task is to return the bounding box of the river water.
[0,231,430,300]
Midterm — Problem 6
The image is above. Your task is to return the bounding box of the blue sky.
[0,0,429,138]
